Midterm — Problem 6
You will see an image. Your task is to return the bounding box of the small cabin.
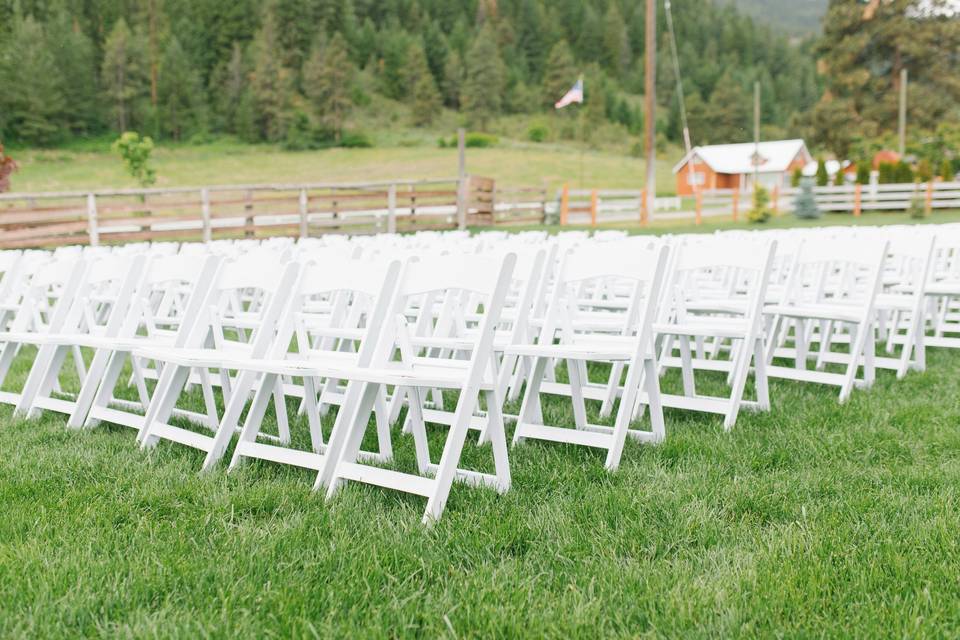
[673,139,812,196]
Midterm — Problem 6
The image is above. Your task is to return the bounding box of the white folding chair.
[135,258,300,467]
[654,237,776,429]
[508,242,669,469]
[315,253,518,523]
[764,237,888,402]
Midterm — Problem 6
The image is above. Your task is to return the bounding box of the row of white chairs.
[0,222,956,523]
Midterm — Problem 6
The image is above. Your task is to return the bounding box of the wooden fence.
[4,178,956,247]
[558,186,682,225]
[0,175,541,249]
[557,181,960,226]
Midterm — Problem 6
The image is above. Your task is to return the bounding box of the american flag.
[554,77,584,109]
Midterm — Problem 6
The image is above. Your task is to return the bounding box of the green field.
[1,337,960,637]
[7,138,680,195]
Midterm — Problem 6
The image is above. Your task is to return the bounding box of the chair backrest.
[541,242,669,348]
[382,253,517,380]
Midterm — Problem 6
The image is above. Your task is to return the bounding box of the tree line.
[0,0,955,162]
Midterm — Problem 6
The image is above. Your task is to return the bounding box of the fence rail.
[0,175,545,248]
[4,178,959,247]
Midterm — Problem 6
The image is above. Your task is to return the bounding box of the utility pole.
[898,68,908,157]
[753,81,760,193]
[643,0,656,223]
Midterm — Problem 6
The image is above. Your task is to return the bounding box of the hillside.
[727,0,827,36]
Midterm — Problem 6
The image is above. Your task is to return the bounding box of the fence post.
[730,189,738,224]
[86,193,99,246]
[244,189,254,238]
[456,176,467,230]
[387,183,397,234]
[854,183,862,217]
[560,183,569,225]
[772,185,780,215]
[926,180,934,215]
[298,188,309,238]
[541,179,548,224]
[640,188,648,226]
[696,189,704,224]
[200,187,213,242]
[590,189,598,226]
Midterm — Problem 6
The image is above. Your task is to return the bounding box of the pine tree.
[101,18,150,133]
[379,28,409,100]
[303,32,353,142]
[461,25,504,131]
[856,162,871,185]
[705,72,750,143]
[441,51,464,108]
[0,16,65,144]
[601,3,630,77]
[793,177,821,219]
[158,36,204,140]
[541,40,576,108]
[210,42,248,134]
[250,12,294,142]
[47,12,101,136]
[406,41,441,126]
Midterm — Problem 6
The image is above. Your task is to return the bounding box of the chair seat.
[216,355,493,390]
[763,302,863,323]
[133,342,259,367]
[506,334,647,361]
[874,293,916,311]
[654,317,750,338]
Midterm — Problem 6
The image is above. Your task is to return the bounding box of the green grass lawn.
[489,208,960,235]
[7,138,679,195]
[2,338,960,637]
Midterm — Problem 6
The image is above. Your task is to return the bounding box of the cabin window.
[686,172,705,186]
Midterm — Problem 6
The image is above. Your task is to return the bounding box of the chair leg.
[317,382,383,495]
[724,337,754,431]
[753,338,770,411]
[840,320,871,403]
[566,359,589,430]
[423,390,482,524]
[228,373,279,470]
[514,357,547,445]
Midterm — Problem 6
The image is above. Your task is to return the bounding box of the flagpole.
[579,113,584,188]
[643,0,657,225]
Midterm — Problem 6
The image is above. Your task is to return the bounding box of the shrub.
[0,144,17,193]
[340,130,373,148]
[748,185,772,223]
[527,123,549,143]
[856,162,871,185]
[834,167,846,186]
[791,167,802,187]
[878,161,895,184]
[465,132,498,148]
[112,131,156,188]
[894,160,913,184]
[916,158,933,182]
[941,159,955,182]
[282,112,315,151]
[793,178,821,219]
[437,137,449,148]
[908,185,926,219]
[815,158,829,187]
